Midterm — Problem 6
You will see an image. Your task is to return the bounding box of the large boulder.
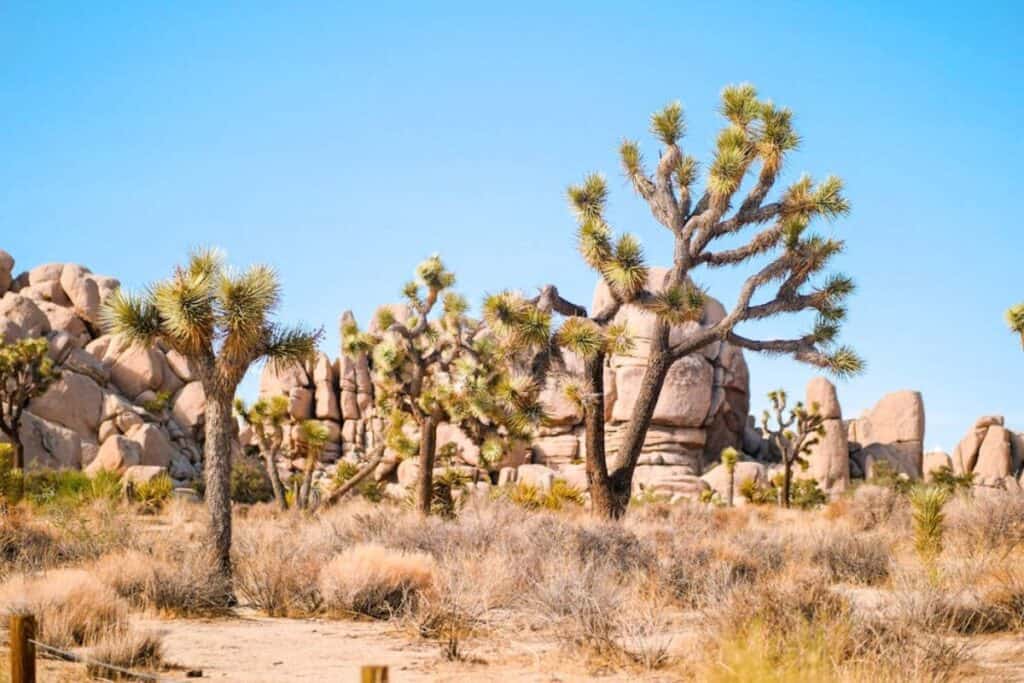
[125,423,177,468]
[28,371,104,437]
[0,250,13,295]
[121,465,168,485]
[799,377,849,492]
[848,390,925,479]
[59,264,102,323]
[7,413,82,469]
[171,382,205,431]
[85,435,142,475]
[0,293,50,337]
[110,345,165,399]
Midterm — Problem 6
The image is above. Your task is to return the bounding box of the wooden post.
[361,665,388,683]
[10,613,36,683]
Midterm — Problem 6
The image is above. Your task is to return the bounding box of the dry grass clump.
[319,542,437,619]
[0,508,59,577]
[803,528,892,585]
[945,491,1024,554]
[84,629,164,679]
[0,569,128,648]
[94,546,231,617]
[233,521,327,616]
[846,483,908,532]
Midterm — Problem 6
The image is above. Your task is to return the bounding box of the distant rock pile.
[0,250,204,485]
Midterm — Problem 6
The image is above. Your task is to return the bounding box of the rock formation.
[0,250,203,483]
[847,390,925,479]
[950,416,1023,491]
[800,377,849,493]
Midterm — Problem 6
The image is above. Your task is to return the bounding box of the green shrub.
[230,456,274,504]
[141,390,172,414]
[20,469,122,510]
[931,465,974,495]
[501,479,585,511]
[739,474,826,509]
[867,460,913,494]
[133,474,174,513]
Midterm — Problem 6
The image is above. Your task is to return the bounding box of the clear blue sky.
[2,2,1020,450]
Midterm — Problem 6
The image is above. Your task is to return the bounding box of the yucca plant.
[103,248,320,592]
[721,446,739,508]
[0,337,60,469]
[490,85,862,519]
[909,485,949,563]
[1006,303,1024,349]
[235,396,291,510]
[338,255,544,516]
[761,389,825,509]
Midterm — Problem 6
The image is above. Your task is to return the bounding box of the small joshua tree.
[721,446,739,508]
[235,396,291,510]
[1006,303,1024,348]
[342,256,544,516]
[103,248,320,591]
[761,389,825,509]
[492,84,862,518]
[295,419,329,510]
[0,337,60,469]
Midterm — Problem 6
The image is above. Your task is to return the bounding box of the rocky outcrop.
[848,390,925,479]
[793,377,850,493]
[0,252,204,483]
[951,416,1023,490]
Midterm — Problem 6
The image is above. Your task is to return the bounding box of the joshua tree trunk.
[583,354,617,519]
[318,443,386,510]
[203,393,235,593]
[781,456,793,509]
[416,414,439,516]
[262,450,288,511]
[605,346,673,517]
[727,469,735,507]
[0,422,23,470]
[298,452,317,510]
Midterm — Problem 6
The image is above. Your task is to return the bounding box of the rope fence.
[9,613,390,682]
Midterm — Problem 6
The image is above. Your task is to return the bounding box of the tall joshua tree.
[761,389,825,508]
[342,255,544,516]
[494,84,863,518]
[1006,304,1024,348]
[0,338,60,469]
[104,249,320,590]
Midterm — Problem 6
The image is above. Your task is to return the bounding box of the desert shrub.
[806,529,891,585]
[20,468,122,510]
[140,390,172,414]
[0,509,58,576]
[85,629,163,679]
[529,562,623,656]
[0,444,24,504]
[230,456,274,504]
[909,485,949,562]
[572,522,656,573]
[847,483,906,531]
[867,460,913,494]
[931,465,974,495]
[945,491,1024,553]
[502,479,585,512]
[96,547,231,616]
[234,524,326,616]
[414,559,491,661]
[0,569,129,647]
[132,473,173,512]
[431,468,471,518]
[319,543,437,619]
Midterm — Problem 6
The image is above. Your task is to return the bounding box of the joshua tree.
[909,485,948,564]
[721,446,739,507]
[761,389,825,509]
[235,396,291,510]
[342,255,544,516]
[103,249,320,591]
[295,419,329,510]
[0,338,60,469]
[1006,304,1024,348]
[492,84,862,518]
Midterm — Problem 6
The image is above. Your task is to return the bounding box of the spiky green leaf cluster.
[1005,303,1024,345]
[556,318,605,358]
[481,291,551,351]
[567,173,608,220]
[601,234,648,299]
[645,283,706,325]
[650,101,685,145]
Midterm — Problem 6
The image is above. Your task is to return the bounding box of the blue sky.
[1,2,1021,450]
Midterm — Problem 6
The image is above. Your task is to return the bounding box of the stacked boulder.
[946,416,1024,491]
[847,391,925,479]
[800,377,850,492]
[0,250,203,484]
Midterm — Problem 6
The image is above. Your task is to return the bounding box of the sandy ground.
[4,609,1022,681]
